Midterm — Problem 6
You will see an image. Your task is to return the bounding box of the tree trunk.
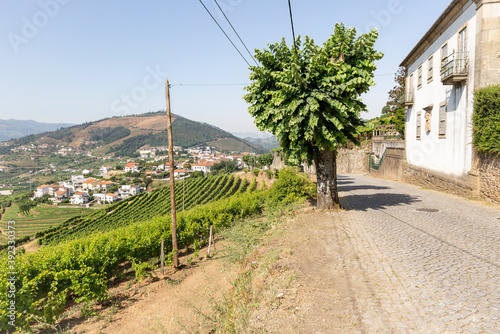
[314,148,341,210]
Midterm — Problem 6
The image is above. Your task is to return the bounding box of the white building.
[124,162,141,173]
[401,0,499,182]
[119,184,141,199]
[191,162,213,174]
[105,193,119,203]
[35,185,49,198]
[70,192,89,205]
[99,165,113,176]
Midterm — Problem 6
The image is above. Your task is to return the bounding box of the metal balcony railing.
[441,51,468,85]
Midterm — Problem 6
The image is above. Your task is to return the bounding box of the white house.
[105,193,119,203]
[124,162,141,173]
[191,162,213,174]
[70,192,89,205]
[35,185,49,198]
[93,193,107,203]
[119,184,141,199]
[99,165,113,176]
[401,0,499,183]
[174,169,188,178]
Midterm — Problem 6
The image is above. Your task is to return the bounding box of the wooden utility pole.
[166,79,179,268]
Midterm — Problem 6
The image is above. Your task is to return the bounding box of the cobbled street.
[332,174,500,333]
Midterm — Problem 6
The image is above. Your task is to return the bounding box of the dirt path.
[65,246,237,334]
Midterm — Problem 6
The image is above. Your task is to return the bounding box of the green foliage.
[244,23,383,164]
[264,169,273,179]
[472,85,500,154]
[393,106,405,138]
[257,153,274,168]
[252,169,260,177]
[211,160,239,174]
[0,191,267,329]
[266,168,316,207]
[89,126,131,145]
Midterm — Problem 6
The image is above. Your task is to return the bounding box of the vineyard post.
[183,177,185,211]
[161,238,165,275]
[166,79,179,268]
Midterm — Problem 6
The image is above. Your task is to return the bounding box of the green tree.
[385,66,406,136]
[257,153,274,168]
[244,24,382,209]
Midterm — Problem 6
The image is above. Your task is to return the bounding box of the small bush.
[264,169,273,179]
[266,168,316,208]
[252,169,260,177]
[473,85,500,154]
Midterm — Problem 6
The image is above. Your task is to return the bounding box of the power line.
[197,0,252,67]
[287,0,297,54]
[170,82,249,87]
[212,0,258,66]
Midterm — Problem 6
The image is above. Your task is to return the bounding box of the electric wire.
[212,0,258,66]
[197,0,252,67]
[287,0,298,54]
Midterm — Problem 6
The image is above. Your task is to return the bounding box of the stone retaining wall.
[337,150,369,174]
[478,153,500,203]
[402,164,474,197]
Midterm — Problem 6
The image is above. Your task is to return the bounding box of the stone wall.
[270,149,368,175]
[403,164,474,197]
[337,150,369,174]
[478,153,500,203]
[370,147,405,181]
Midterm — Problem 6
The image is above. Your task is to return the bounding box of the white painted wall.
[405,1,476,177]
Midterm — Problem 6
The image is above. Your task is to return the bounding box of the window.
[439,102,447,138]
[417,65,423,88]
[441,43,448,65]
[428,55,434,82]
[459,26,467,55]
[416,111,422,139]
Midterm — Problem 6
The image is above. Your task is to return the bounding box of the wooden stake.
[166,79,178,268]
[208,225,213,256]
[183,176,185,211]
[160,238,164,275]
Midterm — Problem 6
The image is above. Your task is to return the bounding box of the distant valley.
[0,119,75,142]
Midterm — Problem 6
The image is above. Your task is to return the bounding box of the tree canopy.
[244,23,383,164]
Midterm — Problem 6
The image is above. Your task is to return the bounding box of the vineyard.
[0,205,92,245]
[36,174,249,245]
[0,168,314,331]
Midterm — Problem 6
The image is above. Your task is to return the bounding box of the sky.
[0,0,451,136]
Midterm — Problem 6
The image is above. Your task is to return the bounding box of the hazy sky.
[0,0,450,135]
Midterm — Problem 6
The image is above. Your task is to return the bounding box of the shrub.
[266,168,316,207]
[252,169,260,177]
[472,85,500,154]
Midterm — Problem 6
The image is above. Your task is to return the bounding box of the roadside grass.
[192,203,304,333]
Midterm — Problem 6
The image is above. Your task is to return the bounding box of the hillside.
[0,119,74,142]
[244,135,280,151]
[4,111,266,156]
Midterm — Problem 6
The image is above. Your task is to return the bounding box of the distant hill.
[244,136,280,152]
[0,119,74,142]
[4,111,265,155]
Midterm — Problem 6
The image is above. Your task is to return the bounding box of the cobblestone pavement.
[336,174,500,334]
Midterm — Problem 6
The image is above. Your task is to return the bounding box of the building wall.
[406,2,477,177]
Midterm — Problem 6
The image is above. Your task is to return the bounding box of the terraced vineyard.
[37,174,249,246]
[0,205,93,245]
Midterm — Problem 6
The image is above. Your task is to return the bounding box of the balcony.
[441,51,468,85]
[404,89,414,107]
